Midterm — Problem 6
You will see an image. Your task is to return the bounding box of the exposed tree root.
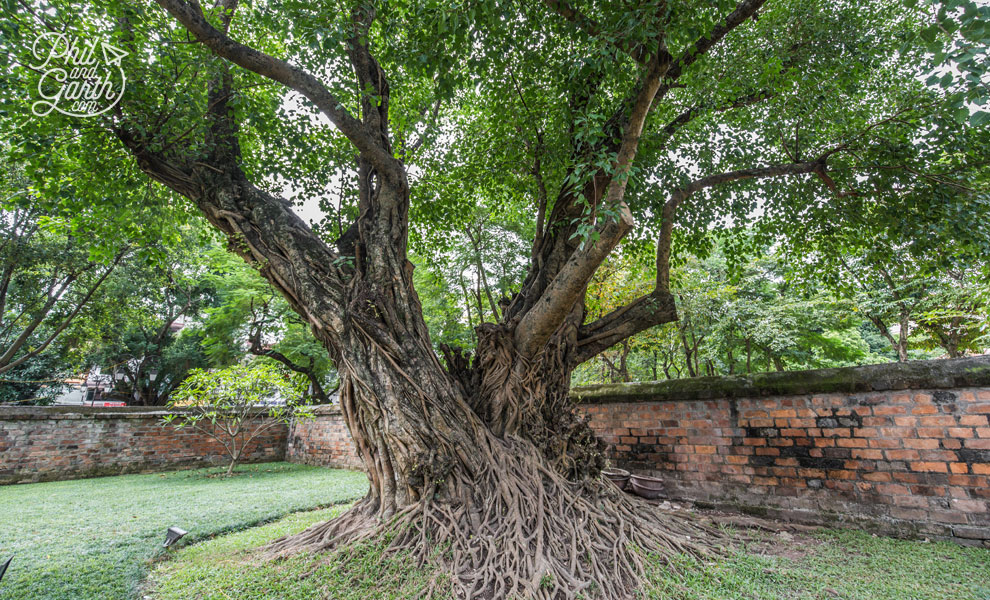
[267,437,728,599]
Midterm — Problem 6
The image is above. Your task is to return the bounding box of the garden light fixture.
[0,556,11,584]
[163,526,187,548]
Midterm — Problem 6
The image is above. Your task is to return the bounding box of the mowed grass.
[642,529,990,600]
[0,463,368,600]
[148,504,449,600]
[149,508,990,600]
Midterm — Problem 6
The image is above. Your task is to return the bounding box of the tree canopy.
[1,0,988,597]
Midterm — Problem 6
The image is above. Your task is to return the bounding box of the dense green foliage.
[0,463,368,600]
[408,224,988,386]
[0,187,127,388]
[165,363,313,475]
[0,0,987,394]
[0,209,338,404]
[88,228,217,404]
[569,238,989,385]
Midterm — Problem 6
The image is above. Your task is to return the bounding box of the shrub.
[164,364,313,475]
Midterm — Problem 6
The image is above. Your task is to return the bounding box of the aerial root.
[266,439,729,599]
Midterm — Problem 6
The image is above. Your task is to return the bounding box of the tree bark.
[110,0,789,595]
[897,310,911,362]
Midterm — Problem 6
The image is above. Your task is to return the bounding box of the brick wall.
[0,406,287,484]
[575,356,990,545]
[286,405,362,470]
[6,358,990,546]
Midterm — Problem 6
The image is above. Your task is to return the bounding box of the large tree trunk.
[117,1,777,594]
[118,126,717,594]
[258,179,717,598]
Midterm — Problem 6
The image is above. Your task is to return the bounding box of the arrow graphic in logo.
[101,42,127,67]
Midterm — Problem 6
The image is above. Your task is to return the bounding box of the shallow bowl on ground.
[601,467,630,490]
[629,473,665,499]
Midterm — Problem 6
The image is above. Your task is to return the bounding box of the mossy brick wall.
[286,405,362,470]
[575,356,990,545]
[0,406,287,484]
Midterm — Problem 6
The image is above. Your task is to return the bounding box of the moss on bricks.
[571,356,990,404]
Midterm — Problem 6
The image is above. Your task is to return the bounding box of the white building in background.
[52,366,126,406]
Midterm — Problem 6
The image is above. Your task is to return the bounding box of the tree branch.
[574,290,677,364]
[651,0,766,107]
[573,158,826,364]
[155,0,402,182]
[515,54,670,357]
[658,89,772,142]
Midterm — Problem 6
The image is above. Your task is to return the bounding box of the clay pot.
[629,473,665,499]
[601,467,630,490]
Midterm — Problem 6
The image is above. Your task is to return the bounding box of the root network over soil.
[269,438,727,600]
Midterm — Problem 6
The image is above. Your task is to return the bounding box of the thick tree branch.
[347,4,392,152]
[512,0,762,331]
[515,55,669,357]
[574,290,677,364]
[155,0,402,182]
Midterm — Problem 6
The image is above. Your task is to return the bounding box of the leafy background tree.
[88,227,217,405]
[164,362,313,476]
[201,250,338,403]
[0,189,127,378]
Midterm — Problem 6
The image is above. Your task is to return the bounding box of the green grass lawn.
[148,507,990,600]
[147,504,446,600]
[0,463,368,600]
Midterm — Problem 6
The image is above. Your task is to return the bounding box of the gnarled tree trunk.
[111,1,787,596]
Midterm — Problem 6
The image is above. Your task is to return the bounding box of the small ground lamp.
[0,556,11,584]
[163,526,188,548]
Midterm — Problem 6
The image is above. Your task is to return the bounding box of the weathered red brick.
[886,449,921,461]
[837,438,868,448]
[911,462,949,473]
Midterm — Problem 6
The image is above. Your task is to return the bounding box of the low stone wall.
[286,405,362,470]
[0,406,287,484]
[575,356,990,545]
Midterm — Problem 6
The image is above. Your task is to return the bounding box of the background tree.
[574,241,888,385]
[202,251,338,403]
[0,351,72,404]
[91,228,216,405]
[785,142,990,362]
[914,264,989,358]
[164,363,313,476]
[0,195,126,377]
[3,0,988,597]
